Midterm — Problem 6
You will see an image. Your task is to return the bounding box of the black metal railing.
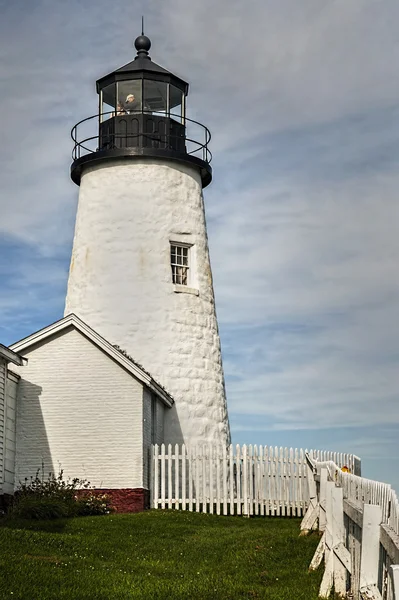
[71,111,212,165]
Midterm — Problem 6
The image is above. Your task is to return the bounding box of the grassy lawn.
[0,511,323,599]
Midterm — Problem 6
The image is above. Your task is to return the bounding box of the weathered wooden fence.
[301,454,399,599]
[150,444,360,517]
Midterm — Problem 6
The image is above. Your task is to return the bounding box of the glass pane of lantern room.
[143,80,167,116]
[117,80,142,114]
[101,83,116,121]
[169,86,183,123]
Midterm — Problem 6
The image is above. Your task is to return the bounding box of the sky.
[1,0,399,489]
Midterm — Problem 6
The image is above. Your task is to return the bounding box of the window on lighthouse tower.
[170,243,190,285]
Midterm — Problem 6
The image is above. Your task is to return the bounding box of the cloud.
[0,0,399,486]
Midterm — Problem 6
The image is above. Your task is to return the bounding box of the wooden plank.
[359,584,383,600]
[380,524,399,565]
[229,444,234,516]
[161,443,166,509]
[360,504,382,589]
[242,445,248,516]
[310,531,325,571]
[344,498,364,528]
[236,444,241,516]
[391,565,399,599]
[174,443,179,509]
[319,467,328,532]
[167,443,173,509]
[202,444,207,513]
[188,445,193,512]
[334,542,352,574]
[248,445,253,516]
[153,444,159,508]
[319,553,334,599]
[259,445,264,517]
[182,444,186,511]
[195,445,201,512]
[223,445,228,515]
[209,444,214,515]
[254,445,259,516]
[216,445,221,515]
[331,486,348,595]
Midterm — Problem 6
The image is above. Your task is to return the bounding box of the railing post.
[359,503,382,594]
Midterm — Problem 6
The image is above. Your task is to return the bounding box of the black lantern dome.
[71,34,212,187]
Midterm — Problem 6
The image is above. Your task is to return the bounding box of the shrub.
[10,496,74,520]
[76,493,113,516]
[10,466,96,520]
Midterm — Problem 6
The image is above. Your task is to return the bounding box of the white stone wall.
[12,327,145,489]
[65,158,230,447]
[3,372,18,494]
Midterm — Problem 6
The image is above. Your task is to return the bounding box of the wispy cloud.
[1,0,399,489]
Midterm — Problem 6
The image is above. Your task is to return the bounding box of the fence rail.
[151,444,360,517]
[301,455,399,599]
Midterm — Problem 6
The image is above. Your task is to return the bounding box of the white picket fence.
[301,454,399,600]
[150,443,360,517]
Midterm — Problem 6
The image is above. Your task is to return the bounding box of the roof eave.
[0,343,26,366]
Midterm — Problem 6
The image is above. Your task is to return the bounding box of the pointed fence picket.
[151,444,360,517]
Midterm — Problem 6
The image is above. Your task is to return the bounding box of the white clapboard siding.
[151,444,360,517]
[0,358,6,489]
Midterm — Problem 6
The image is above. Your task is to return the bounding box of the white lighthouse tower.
[65,33,230,447]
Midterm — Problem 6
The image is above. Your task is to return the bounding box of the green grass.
[0,511,323,599]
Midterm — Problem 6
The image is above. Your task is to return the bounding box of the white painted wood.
[242,445,248,517]
[222,445,228,516]
[161,443,166,509]
[209,444,214,514]
[229,444,234,516]
[319,553,334,599]
[202,444,207,513]
[181,444,186,511]
[216,444,221,515]
[167,443,173,509]
[310,532,326,570]
[188,445,193,512]
[174,443,179,509]
[391,565,399,599]
[331,485,348,595]
[153,444,159,508]
[360,504,382,589]
[236,444,241,516]
[195,445,201,512]
[319,467,328,532]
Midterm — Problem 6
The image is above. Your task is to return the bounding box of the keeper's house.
[0,314,173,512]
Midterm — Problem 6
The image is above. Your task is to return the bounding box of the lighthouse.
[65,33,230,447]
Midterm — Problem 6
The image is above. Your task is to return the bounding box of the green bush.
[9,466,103,520]
[10,496,74,520]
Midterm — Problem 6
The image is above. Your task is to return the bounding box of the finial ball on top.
[134,35,151,53]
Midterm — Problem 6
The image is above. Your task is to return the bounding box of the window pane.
[144,80,167,115]
[170,85,183,123]
[101,84,116,120]
[117,80,142,114]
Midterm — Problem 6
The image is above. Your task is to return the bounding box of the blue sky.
[1,0,399,489]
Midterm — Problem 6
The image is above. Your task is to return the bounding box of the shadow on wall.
[163,403,185,447]
[15,379,54,489]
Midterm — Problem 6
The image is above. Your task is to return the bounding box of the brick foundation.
[80,488,149,513]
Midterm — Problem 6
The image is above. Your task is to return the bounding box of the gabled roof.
[9,314,173,408]
[0,343,25,366]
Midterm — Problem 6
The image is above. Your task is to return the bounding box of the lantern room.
[71,34,212,187]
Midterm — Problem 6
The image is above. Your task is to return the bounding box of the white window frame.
[170,242,191,286]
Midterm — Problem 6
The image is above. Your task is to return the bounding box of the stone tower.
[65,33,230,447]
